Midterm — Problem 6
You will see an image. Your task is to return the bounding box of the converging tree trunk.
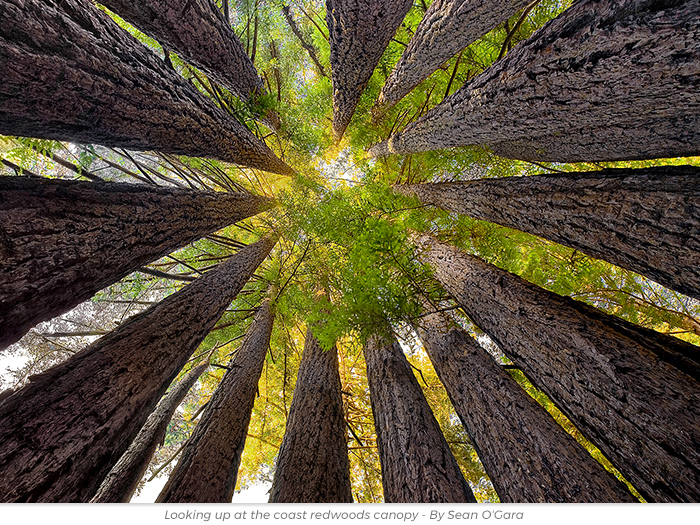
[282,5,327,78]
[414,302,636,502]
[0,177,274,351]
[370,0,700,162]
[156,298,276,503]
[0,0,294,175]
[376,0,533,112]
[0,236,276,502]
[396,165,700,302]
[363,333,476,503]
[326,0,414,141]
[269,330,352,502]
[90,362,209,503]
[413,233,700,502]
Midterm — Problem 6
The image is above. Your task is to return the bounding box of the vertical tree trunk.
[268,330,352,502]
[90,362,209,503]
[0,176,274,351]
[0,0,294,175]
[413,233,700,502]
[414,303,636,502]
[376,0,533,112]
[363,333,476,503]
[396,165,700,302]
[0,236,276,502]
[282,5,328,78]
[156,298,276,503]
[370,0,700,162]
[326,0,414,141]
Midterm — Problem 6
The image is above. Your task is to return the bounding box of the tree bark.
[414,303,636,502]
[268,330,352,502]
[90,362,209,503]
[396,165,700,302]
[376,0,533,112]
[0,0,294,175]
[0,176,274,351]
[363,333,476,503]
[370,0,700,162]
[0,236,276,502]
[326,0,414,141]
[413,233,700,502]
[156,298,275,503]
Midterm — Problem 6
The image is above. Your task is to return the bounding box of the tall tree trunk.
[0,177,274,351]
[156,298,276,503]
[0,236,275,502]
[268,330,352,502]
[326,0,414,141]
[0,0,294,175]
[363,333,476,503]
[90,362,209,503]
[376,0,533,112]
[414,303,636,502]
[370,0,700,162]
[396,165,700,302]
[413,233,700,502]
[282,5,328,78]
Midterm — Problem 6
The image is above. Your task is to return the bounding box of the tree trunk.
[376,0,532,112]
[413,232,700,502]
[370,0,700,162]
[156,298,276,503]
[0,236,275,502]
[326,0,414,141]
[282,5,327,78]
[363,333,476,503]
[268,330,352,502]
[414,303,636,502]
[0,0,294,175]
[0,176,274,351]
[396,165,700,302]
[90,362,209,503]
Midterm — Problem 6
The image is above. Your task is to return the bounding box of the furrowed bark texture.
[0,0,294,175]
[156,299,275,503]
[0,177,274,351]
[363,334,476,503]
[99,0,264,101]
[326,0,414,140]
[377,0,532,111]
[90,362,209,503]
[268,330,352,502]
[397,165,700,302]
[370,0,700,162]
[0,236,276,502]
[414,233,700,502]
[414,305,636,502]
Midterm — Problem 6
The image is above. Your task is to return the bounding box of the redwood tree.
[370,0,700,162]
[0,176,274,351]
[0,0,294,175]
[156,298,276,503]
[396,165,700,302]
[413,233,700,502]
[0,236,276,502]
[363,333,476,503]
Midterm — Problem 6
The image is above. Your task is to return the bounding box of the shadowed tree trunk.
[90,362,209,503]
[370,0,700,162]
[269,330,352,502]
[396,165,700,302]
[156,298,275,503]
[413,233,700,502]
[376,0,533,112]
[0,177,274,351]
[0,0,294,175]
[0,236,276,502]
[282,5,327,78]
[326,0,414,141]
[414,302,636,502]
[363,333,476,503]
